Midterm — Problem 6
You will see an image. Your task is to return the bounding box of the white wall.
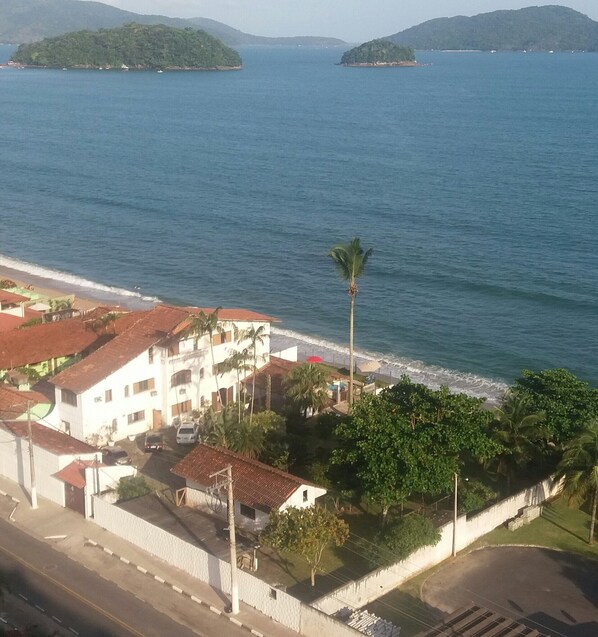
[281,485,327,511]
[271,346,298,362]
[312,477,562,614]
[84,464,137,518]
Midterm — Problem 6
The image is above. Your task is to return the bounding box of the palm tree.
[239,325,268,424]
[555,420,598,545]
[188,309,223,409]
[204,405,265,459]
[328,238,373,407]
[219,348,252,423]
[486,392,546,492]
[284,363,330,418]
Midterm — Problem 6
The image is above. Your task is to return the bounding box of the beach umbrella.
[306,355,323,363]
[357,360,380,374]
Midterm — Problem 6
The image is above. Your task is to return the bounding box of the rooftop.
[0,421,98,456]
[0,385,50,419]
[54,459,100,489]
[172,443,319,511]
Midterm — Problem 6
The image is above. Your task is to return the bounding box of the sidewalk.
[0,476,300,637]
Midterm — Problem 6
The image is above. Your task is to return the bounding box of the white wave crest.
[0,254,161,305]
[271,326,508,403]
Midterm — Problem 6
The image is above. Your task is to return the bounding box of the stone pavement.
[0,476,301,637]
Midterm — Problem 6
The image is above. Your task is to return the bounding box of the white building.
[50,305,275,445]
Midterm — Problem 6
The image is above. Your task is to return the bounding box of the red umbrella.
[307,355,323,363]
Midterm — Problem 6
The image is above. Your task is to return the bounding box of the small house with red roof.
[172,444,327,531]
[50,304,276,445]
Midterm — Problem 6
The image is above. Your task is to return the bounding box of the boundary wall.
[312,477,562,614]
[91,496,361,637]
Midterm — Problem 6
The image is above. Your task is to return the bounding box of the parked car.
[176,422,200,445]
[144,432,164,452]
[101,446,132,466]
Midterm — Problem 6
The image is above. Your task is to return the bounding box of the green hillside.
[388,5,598,52]
[340,39,415,65]
[0,0,344,46]
[11,23,242,69]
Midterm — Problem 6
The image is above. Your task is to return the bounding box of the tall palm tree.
[219,348,252,423]
[328,238,373,407]
[284,363,330,418]
[486,392,546,492]
[188,309,223,409]
[239,325,268,424]
[555,420,598,545]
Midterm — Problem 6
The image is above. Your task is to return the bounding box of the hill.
[10,23,242,70]
[0,0,345,46]
[387,5,598,52]
[340,39,416,66]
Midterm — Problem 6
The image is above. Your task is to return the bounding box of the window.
[199,367,205,379]
[240,504,256,520]
[168,341,180,356]
[171,400,192,417]
[61,389,77,406]
[212,331,232,346]
[303,489,308,502]
[127,410,145,425]
[133,378,155,394]
[269,588,277,600]
[105,389,112,403]
[61,421,71,435]
[148,346,154,364]
[171,370,191,387]
[124,385,129,398]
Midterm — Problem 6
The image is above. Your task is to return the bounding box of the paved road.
[0,517,247,637]
[422,546,598,637]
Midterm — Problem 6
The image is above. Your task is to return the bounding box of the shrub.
[117,476,150,501]
[459,479,498,514]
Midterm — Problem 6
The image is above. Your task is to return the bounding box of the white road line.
[172,585,183,594]
[18,593,28,601]
[136,565,148,574]
[52,616,63,623]
[230,617,243,627]
[35,604,45,612]
[209,606,222,615]
[154,575,165,583]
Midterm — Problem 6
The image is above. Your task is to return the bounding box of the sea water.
[0,45,596,397]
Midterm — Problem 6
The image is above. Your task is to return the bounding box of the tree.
[486,392,547,492]
[238,325,268,424]
[188,309,223,408]
[555,420,598,545]
[204,404,266,458]
[117,476,151,501]
[328,238,373,407]
[220,348,252,423]
[284,363,329,418]
[49,297,73,312]
[512,369,598,446]
[261,506,349,586]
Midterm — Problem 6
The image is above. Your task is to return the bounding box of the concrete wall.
[91,496,358,637]
[312,477,562,614]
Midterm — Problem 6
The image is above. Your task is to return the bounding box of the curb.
[85,538,265,637]
[0,489,20,521]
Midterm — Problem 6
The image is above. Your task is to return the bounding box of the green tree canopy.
[340,39,415,65]
[261,505,349,586]
[284,363,330,417]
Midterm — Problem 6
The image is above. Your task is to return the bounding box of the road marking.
[35,604,45,612]
[172,585,183,594]
[209,606,222,615]
[52,616,63,623]
[230,617,243,627]
[0,543,147,637]
[136,565,147,574]
[18,593,28,601]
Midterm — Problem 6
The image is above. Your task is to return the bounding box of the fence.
[312,477,561,615]
[91,496,361,637]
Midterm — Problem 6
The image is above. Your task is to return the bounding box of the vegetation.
[188,308,224,409]
[328,238,373,407]
[18,316,43,329]
[261,505,349,586]
[340,39,415,65]
[284,363,329,417]
[458,479,498,514]
[0,0,345,47]
[388,5,598,52]
[117,475,151,501]
[555,420,598,545]
[238,325,268,424]
[11,23,242,70]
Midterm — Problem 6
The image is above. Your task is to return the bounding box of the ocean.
[1,45,596,399]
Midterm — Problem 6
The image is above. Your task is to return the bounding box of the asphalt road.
[0,517,247,637]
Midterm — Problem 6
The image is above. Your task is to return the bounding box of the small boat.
[157,69,163,73]
[121,64,129,71]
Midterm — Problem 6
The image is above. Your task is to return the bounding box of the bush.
[117,476,150,501]
[459,479,498,514]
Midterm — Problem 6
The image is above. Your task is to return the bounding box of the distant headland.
[340,39,416,67]
[10,23,242,71]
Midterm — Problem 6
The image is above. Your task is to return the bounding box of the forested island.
[388,6,598,52]
[340,39,416,67]
[10,23,242,70]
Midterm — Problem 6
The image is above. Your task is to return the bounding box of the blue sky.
[96,1,598,41]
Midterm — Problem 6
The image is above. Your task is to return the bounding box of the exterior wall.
[0,428,99,507]
[281,485,327,511]
[91,496,358,637]
[84,464,137,518]
[270,346,298,362]
[312,477,563,614]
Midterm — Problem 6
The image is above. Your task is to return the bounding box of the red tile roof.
[51,305,191,393]
[242,356,301,391]
[0,311,145,369]
[172,444,317,511]
[0,313,27,332]
[0,421,97,456]
[0,290,28,304]
[0,385,50,419]
[173,308,278,335]
[54,459,100,489]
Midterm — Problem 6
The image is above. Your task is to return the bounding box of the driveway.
[422,546,598,637]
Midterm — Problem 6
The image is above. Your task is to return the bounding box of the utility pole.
[209,465,239,614]
[27,401,38,510]
[452,472,458,556]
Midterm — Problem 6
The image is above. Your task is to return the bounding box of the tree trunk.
[381,503,390,526]
[250,352,257,425]
[589,487,597,545]
[349,293,355,407]
[266,374,272,411]
[310,567,316,587]
[210,343,221,409]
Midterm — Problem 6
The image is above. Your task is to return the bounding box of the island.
[339,39,416,67]
[10,23,242,71]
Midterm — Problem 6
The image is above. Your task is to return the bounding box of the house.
[171,444,327,531]
[50,304,276,444]
[0,384,52,421]
[241,355,301,412]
